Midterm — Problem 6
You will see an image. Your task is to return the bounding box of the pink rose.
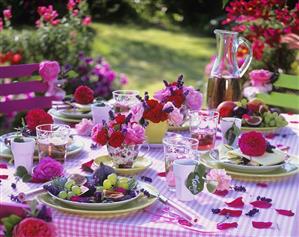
[82,16,92,26]
[125,124,145,145]
[163,102,183,126]
[75,118,93,136]
[130,103,144,122]
[0,18,3,32]
[13,217,55,237]
[249,69,273,86]
[206,169,231,191]
[3,9,12,20]
[154,88,171,101]
[184,86,203,110]
[32,157,63,182]
[39,61,60,82]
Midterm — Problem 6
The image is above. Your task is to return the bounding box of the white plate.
[59,109,92,119]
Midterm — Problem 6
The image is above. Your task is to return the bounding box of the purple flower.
[163,102,184,126]
[125,124,145,145]
[120,73,128,85]
[249,69,273,86]
[39,61,60,82]
[184,86,203,110]
[32,157,63,182]
[106,71,116,82]
[75,118,93,136]
[154,88,171,101]
[130,103,144,122]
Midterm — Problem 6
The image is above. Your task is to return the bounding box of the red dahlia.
[74,85,94,104]
[25,109,53,131]
[109,131,125,148]
[143,99,168,123]
[238,131,266,156]
[94,128,108,146]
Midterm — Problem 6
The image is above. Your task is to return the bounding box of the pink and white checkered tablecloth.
[1,114,299,237]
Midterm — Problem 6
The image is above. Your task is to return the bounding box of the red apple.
[217,101,237,118]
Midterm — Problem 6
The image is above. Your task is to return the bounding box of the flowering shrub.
[91,111,146,148]
[63,53,128,99]
[0,0,93,66]
[222,0,299,72]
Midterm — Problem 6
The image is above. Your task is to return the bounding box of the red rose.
[10,53,22,64]
[25,109,53,131]
[115,114,126,124]
[238,131,267,156]
[12,217,56,237]
[146,99,159,108]
[166,89,185,108]
[95,128,108,145]
[74,85,94,104]
[109,131,125,148]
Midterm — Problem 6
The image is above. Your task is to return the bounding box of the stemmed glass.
[112,90,139,115]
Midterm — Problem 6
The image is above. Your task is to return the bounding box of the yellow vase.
[145,121,168,144]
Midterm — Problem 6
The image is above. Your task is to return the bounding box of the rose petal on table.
[81,159,94,172]
[250,200,272,208]
[265,133,276,139]
[0,163,8,169]
[219,208,242,217]
[214,189,229,196]
[275,209,295,217]
[178,218,192,227]
[252,221,272,229]
[256,183,268,188]
[217,222,238,230]
[290,121,299,124]
[157,172,166,177]
[0,175,8,179]
[225,197,244,208]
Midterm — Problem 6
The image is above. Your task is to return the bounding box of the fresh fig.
[93,162,115,186]
[258,104,268,114]
[244,116,262,127]
[233,106,247,118]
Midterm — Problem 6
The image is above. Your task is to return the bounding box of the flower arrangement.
[222,0,299,73]
[154,75,203,111]
[91,111,146,167]
[1,200,55,237]
[63,53,128,99]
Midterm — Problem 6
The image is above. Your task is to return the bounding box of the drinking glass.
[112,90,139,114]
[163,135,199,190]
[36,124,71,163]
[189,110,219,151]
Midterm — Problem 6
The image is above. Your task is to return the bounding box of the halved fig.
[244,116,262,127]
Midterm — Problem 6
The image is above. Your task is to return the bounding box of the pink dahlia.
[238,131,266,156]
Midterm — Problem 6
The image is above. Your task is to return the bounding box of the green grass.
[91,23,215,95]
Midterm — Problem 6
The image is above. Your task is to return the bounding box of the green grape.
[65,180,75,190]
[72,185,81,195]
[269,120,276,127]
[107,173,117,186]
[67,191,75,199]
[264,116,270,124]
[103,179,112,190]
[58,191,67,199]
[272,112,278,118]
[96,186,104,192]
[119,177,129,183]
[240,98,248,107]
[117,180,129,190]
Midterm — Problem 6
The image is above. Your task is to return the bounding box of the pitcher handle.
[237,37,253,77]
[140,143,150,158]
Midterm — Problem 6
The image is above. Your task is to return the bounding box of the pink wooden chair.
[0,64,55,114]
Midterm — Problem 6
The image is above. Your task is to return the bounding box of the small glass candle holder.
[112,90,139,115]
[189,110,219,151]
[163,135,199,190]
[36,124,71,163]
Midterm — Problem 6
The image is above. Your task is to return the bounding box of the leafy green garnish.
[185,164,206,195]
[1,214,22,237]
[15,166,32,182]
[225,122,240,146]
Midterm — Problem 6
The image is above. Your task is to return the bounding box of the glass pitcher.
[207,29,252,109]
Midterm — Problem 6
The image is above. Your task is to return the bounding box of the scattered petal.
[0,163,8,169]
[157,172,166,177]
[0,175,8,180]
[265,133,276,139]
[217,222,238,230]
[275,209,295,217]
[250,200,272,208]
[214,189,229,196]
[287,112,293,115]
[178,218,193,227]
[219,208,242,217]
[225,197,244,208]
[81,159,94,172]
[252,221,272,229]
[141,176,153,183]
[256,183,268,188]
[290,121,299,124]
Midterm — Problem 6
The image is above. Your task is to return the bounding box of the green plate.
[94,155,152,176]
[201,152,299,182]
[48,109,82,123]
[0,133,84,160]
[37,182,158,218]
[241,124,287,133]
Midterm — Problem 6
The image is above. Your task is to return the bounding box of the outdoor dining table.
[1,114,299,237]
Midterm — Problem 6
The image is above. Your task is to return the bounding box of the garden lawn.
[91,23,215,95]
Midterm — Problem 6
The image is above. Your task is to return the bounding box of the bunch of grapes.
[262,111,288,127]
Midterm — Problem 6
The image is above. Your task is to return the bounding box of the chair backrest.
[0,64,55,114]
[256,73,299,112]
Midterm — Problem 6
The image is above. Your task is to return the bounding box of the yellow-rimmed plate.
[241,124,287,133]
[0,133,84,160]
[94,155,152,176]
[37,182,158,218]
[201,152,299,182]
[48,109,82,123]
